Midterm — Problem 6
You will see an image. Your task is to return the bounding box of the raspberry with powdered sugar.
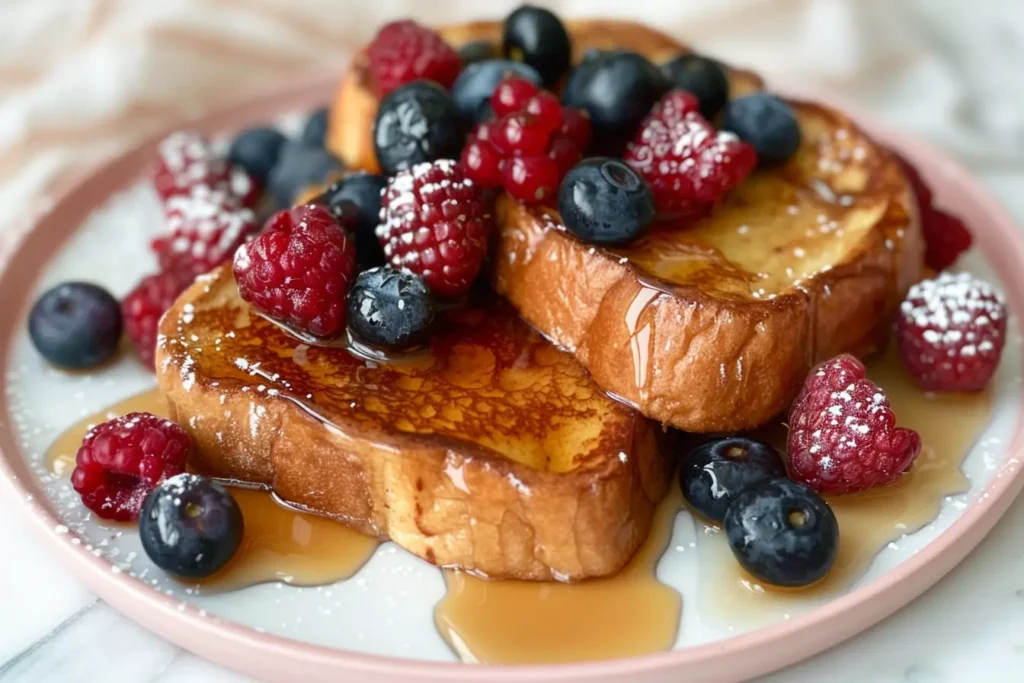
[897,272,1007,392]
[788,354,922,495]
[152,131,260,208]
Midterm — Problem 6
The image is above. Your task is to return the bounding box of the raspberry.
[897,272,1006,392]
[122,269,193,369]
[71,413,191,522]
[788,354,922,495]
[234,205,356,338]
[152,187,259,278]
[377,160,490,298]
[625,90,757,219]
[366,20,461,98]
[153,132,260,208]
[895,153,973,271]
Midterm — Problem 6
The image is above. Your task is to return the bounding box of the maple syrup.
[433,485,683,664]
[44,388,380,591]
[696,348,993,627]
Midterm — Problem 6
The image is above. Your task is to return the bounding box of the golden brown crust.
[327,20,923,431]
[156,268,673,580]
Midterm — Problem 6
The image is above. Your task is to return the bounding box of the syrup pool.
[44,388,380,591]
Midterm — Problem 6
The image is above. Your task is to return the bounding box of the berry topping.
[625,90,757,219]
[451,60,542,121]
[347,266,436,350]
[234,205,356,338]
[501,154,561,204]
[122,269,193,369]
[562,50,667,147]
[373,81,464,177]
[895,154,973,271]
[227,126,287,185]
[268,141,343,210]
[724,478,839,588]
[154,132,260,208]
[366,20,462,98]
[492,76,541,118]
[558,158,655,245]
[460,139,504,187]
[502,5,572,87]
[300,107,330,147]
[459,39,499,66]
[29,282,122,369]
[315,172,389,269]
[71,413,191,522]
[495,112,552,156]
[722,93,801,167]
[788,354,922,495]
[377,160,490,299]
[679,437,786,523]
[660,53,731,120]
[153,187,259,278]
[897,272,1006,392]
[140,474,243,578]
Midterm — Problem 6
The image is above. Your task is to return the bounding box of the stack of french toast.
[34,5,1004,589]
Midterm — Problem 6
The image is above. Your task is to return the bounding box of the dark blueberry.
[451,59,543,122]
[660,53,730,120]
[562,51,667,146]
[227,126,287,185]
[581,48,609,63]
[347,266,435,350]
[300,107,330,147]
[679,437,786,522]
[722,93,802,167]
[316,173,388,268]
[557,158,655,246]
[373,80,464,177]
[502,5,571,87]
[459,39,499,65]
[724,478,839,588]
[139,474,243,578]
[28,282,122,369]
[268,141,343,209]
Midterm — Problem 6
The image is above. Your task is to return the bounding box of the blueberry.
[316,173,388,268]
[347,267,435,350]
[373,81,464,177]
[502,5,571,87]
[139,474,243,578]
[28,282,122,369]
[724,478,839,588]
[722,93,801,167]
[300,106,329,147]
[562,51,667,146]
[660,54,730,120]
[227,127,287,185]
[451,59,543,122]
[557,158,655,246]
[268,141,343,209]
[679,437,786,522]
[459,39,499,66]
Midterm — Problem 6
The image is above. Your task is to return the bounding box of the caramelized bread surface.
[156,268,672,580]
[328,19,924,431]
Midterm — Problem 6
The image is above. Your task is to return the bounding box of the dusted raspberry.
[624,89,757,219]
[233,205,356,338]
[788,354,922,495]
[153,132,260,208]
[366,20,462,98]
[71,412,191,522]
[152,186,259,278]
[122,269,193,369]
[897,272,1006,392]
[377,160,490,298]
[896,153,973,270]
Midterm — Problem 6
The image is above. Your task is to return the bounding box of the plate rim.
[0,71,1022,683]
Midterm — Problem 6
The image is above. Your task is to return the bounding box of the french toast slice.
[328,19,923,432]
[156,267,672,581]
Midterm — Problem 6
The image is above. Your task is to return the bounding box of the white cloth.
[0,0,1021,250]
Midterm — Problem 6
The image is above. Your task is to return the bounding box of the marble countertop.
[1,0,1023,681]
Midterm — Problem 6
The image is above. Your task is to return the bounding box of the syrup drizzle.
[44,388,380,591]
